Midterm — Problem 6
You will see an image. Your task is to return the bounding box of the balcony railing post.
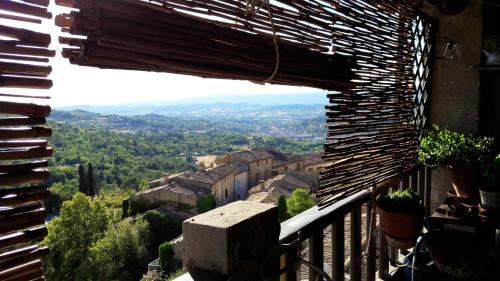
[281,243,298,281]
[365,195,377,281]
[332,217,345,281]
[424,166,432,215]
[350,207,362,281]
[309,230,324,281]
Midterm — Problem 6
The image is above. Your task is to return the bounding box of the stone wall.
[422,3,483,210]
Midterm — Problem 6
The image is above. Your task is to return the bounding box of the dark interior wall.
[480,0,500,153]
[421,2,483,209]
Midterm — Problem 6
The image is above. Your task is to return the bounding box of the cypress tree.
[78,164,88,195]
[88,163,95,196]
[278,195,289,222]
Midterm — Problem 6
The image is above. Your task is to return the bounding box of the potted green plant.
[417,125,494,198]
[377,189,424,248]
[479,154,500,211]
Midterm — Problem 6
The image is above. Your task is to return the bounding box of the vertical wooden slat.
[350,207,362,281]
[309,231,324,281]
[424,166,432,215]
[417,168,424,198]
[410,172,417,192]
[365,202,377,281]
[378,212,388,279]
[332,217,344,281]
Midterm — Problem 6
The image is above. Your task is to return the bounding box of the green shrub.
[143,210,182,251]
[42,193,111,280]
[417,125,494,168]
[196,193,216,214]
[159,242,174,272]
[77,218,152,281]
[377,189,423,213]
[286,188,315,217]
[166,269,184,280]
[129,197,154,216]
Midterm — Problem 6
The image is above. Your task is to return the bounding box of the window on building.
[257,160,260,167]
[297,163,300,170]
[265,170,268,178]
[284,166,288,171]
[256,173,260,181]
[225,189,228,199]
[266,159,268,165]
[309,168,313,172]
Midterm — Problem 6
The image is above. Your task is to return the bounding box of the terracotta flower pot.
[377,207,424,242]
[448,164,480,199]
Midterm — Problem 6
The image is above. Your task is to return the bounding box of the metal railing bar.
[331,217,345,281]
[280,190,370,242]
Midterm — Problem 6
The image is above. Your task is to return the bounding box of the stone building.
[303,153,330,174]
[266,149,305,176]
[174,163,235,206]
[230,161,249,200]
[246,171,317,204]
[216,148,273,188]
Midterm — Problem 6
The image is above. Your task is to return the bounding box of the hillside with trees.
[47,110,324,210]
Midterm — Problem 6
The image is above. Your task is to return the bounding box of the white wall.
[234,172,249,200]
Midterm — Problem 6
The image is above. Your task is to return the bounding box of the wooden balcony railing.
[175,165,431,281]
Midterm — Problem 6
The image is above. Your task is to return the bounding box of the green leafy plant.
[286,188,316,217]
[482,154,500,191]
[417,125,494,168]
[377,189,423,213]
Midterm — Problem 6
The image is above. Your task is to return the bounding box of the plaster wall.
[234,172,249,200]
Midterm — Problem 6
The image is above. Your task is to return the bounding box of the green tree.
[277,195,289,222]
[43,193,110,280]
[143,210,182,251]
[77,218,152,281]
[196,193,216,214]
[159,242,174,272]
[286,188,315,217]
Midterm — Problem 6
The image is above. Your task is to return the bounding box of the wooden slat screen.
[0,1,53,280]
[318,4,434,206]
[52,0,431,206]
[55,0,357,90]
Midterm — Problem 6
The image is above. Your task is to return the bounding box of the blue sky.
[1,3,317,107]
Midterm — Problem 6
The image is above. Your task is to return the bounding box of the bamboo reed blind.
[55,0,356,90]
[0,1,53,280]
[53,0,431,206]
[318,5,435,206]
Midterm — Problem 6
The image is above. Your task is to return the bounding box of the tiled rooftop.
[231,149,273,162]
